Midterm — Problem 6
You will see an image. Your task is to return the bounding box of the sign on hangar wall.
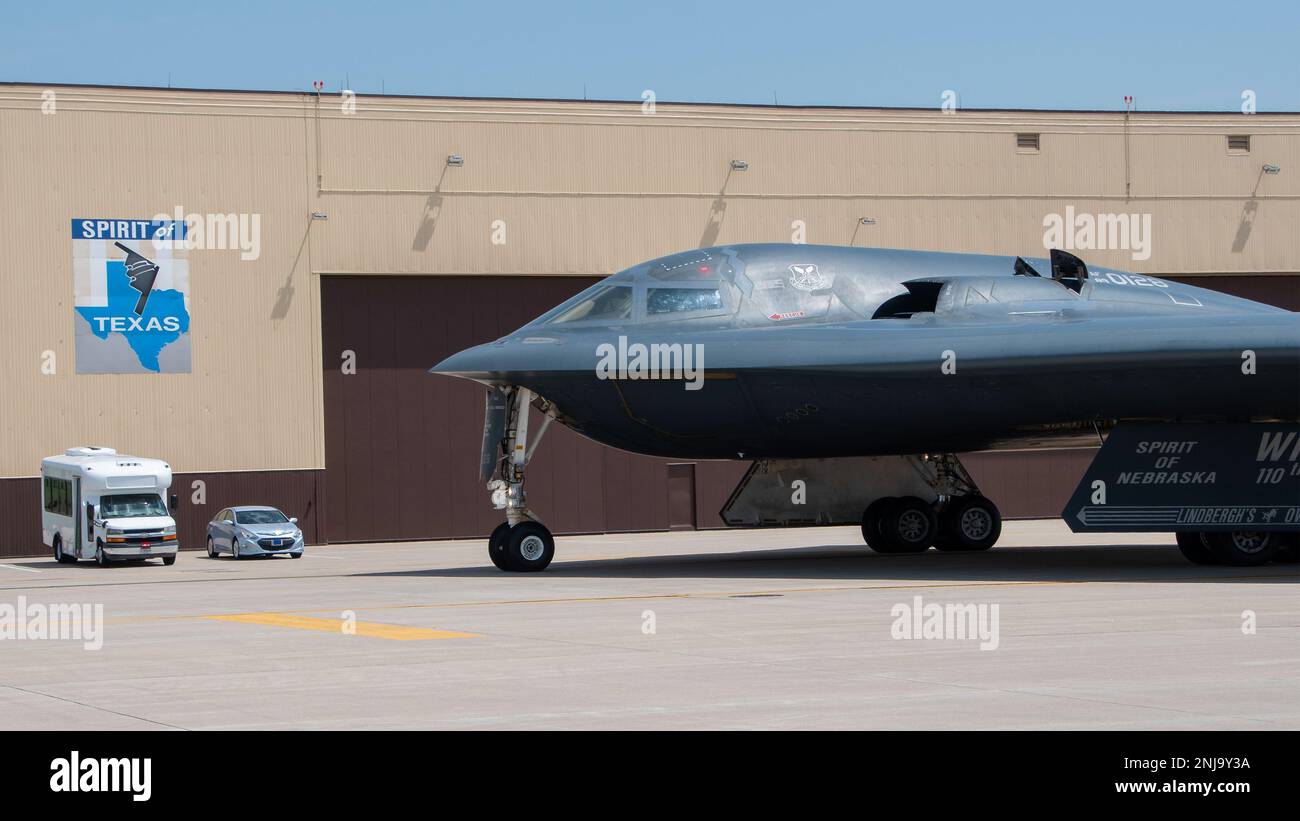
[72,218,192,374]
[1064,423,1300,532]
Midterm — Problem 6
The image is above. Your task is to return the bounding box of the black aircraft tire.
[1175,532,1219,565]
[1206,531,1280,567]
[488,522,514,571]
[934,496,1001,552]
[880,496,937,553]
[505,522,555,572]
[861,498,900,553]
[1270,533,1298,565]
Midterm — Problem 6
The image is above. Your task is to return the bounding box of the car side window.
[217,509,229,523]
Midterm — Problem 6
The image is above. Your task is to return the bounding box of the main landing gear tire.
[488,522,555,572]
[933,496,1002,552]
[862,496,936,554]
[1206,531,1280,567]
[1175,532,1219,565]
[1274,534,1299,565]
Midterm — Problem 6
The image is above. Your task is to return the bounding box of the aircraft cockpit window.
[646,288,723,315]
[548,285,633,324]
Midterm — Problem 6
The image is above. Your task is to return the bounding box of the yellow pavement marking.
[206,612,478,641]
[107,573,1285,626]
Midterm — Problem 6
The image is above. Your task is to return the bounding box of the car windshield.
[99,493,167,518]
[235,509,290,525]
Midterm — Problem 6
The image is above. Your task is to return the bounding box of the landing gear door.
[479,386,510,484]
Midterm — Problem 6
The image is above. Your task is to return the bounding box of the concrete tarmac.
[0,520,1295,730]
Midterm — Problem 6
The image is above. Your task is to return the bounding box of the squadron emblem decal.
[788,263,830,291]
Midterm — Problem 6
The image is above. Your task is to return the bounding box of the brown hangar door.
[667,464,697,530]
[318,275,744,544]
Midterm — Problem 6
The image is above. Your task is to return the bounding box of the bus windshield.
[99,493,167,518]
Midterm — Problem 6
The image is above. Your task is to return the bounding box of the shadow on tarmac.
[362,543,1300,584]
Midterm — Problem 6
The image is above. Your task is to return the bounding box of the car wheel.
[95,542,108,567]
[162,556,176,566]
[230,541,241,560]
[207,537,218,559]
[1175,532,1219,565]
[1207,531,1279,566]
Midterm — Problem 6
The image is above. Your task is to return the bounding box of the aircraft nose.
[432,336,565,381]
[430,342,498,378]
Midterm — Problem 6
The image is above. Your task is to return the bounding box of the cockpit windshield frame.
[534,272,735,328]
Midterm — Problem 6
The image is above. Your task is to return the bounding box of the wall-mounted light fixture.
[730,159,748,171]
[1263,163,1281,175]
[311,212,329,221]
[447,154,464,167]
[860,217,877,225]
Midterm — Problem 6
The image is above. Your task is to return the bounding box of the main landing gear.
[860,454,1003,555]
[485,387,557,572]
[1176,531,1298,567]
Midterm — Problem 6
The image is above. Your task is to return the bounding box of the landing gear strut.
[860,454,1002,555]
[485,387,556,572]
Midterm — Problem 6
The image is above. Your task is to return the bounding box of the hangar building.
[1,82,1296,556]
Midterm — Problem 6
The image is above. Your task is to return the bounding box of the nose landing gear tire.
[503,522,554,572]
[488,522,555,572]
[487,522,514,571]
[933,496,1001,552]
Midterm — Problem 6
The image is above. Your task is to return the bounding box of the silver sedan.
[206,506,304,559]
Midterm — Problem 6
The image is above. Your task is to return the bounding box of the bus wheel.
[53,536,75,564]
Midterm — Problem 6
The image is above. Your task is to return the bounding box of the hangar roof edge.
[2,80,1296,116]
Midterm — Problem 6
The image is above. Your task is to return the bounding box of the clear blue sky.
[5,0,1297,110]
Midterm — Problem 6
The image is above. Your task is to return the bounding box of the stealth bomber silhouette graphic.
[114,241,160,315]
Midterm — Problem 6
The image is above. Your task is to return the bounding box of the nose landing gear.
[485,387,557,572]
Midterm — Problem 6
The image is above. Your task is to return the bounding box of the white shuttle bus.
[41,447,179,566]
